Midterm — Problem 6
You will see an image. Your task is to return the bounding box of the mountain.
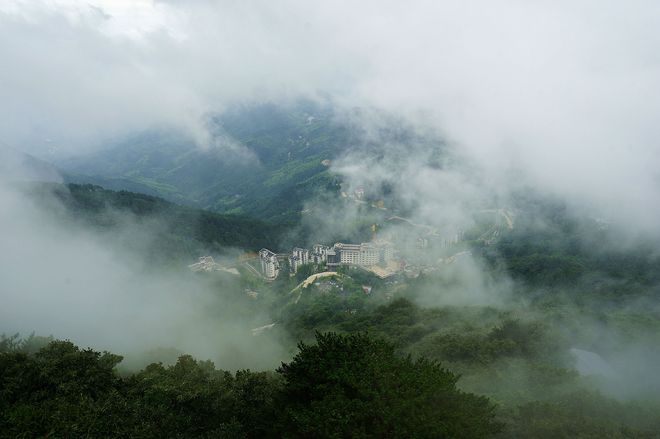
[23,183,285,261]
[59,102,350,222]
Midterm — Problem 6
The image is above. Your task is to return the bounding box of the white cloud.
[0,0,659,230]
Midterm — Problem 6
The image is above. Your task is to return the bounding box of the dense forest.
[3,296,660,438]
[0,332,500,438]
[483,193,660,295]
[3,183,660,438]
[281,294,660,437]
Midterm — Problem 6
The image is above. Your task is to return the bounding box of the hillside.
[8,183,660,438]
[23,183,285,261]
[59,103,349,222]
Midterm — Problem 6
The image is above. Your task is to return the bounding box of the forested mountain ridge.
[480,193,660,301]
[59,103,348,222]
[22,183,284,260]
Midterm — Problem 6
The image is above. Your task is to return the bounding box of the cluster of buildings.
[258,241,396,281]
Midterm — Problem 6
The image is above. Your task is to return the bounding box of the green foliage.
[0,340,128,438]
[485,194,660,297]
[0,334,503,438]
[0,340,282,438]
[294,262,319,282]
[277,332,501,438]
[126,356,281,438]
[503,392,660,438]
[275,293,660,437]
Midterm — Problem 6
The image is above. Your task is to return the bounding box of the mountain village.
[258,240,401,281]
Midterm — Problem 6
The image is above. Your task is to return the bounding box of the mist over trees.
[3,167,660,437]
[3,1,660,438]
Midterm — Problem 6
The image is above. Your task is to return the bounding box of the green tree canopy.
[276,332,502,438]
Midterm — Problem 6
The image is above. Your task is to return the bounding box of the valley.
[3,2,660,437]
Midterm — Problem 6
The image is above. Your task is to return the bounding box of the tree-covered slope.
[479,193,660,302]
[0,332,502,438]
[60,102,349,222]
[24,183,284,261]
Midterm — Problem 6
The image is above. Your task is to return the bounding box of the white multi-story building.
[376,241,395,262]
[312,244,329,263]
[334,243,360,265]
[333,242,393,267]
[441,230,464,248]
[292,247,310,264]
[259,248,280,280]
[312,244,337,264]
[289,247,310,274]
